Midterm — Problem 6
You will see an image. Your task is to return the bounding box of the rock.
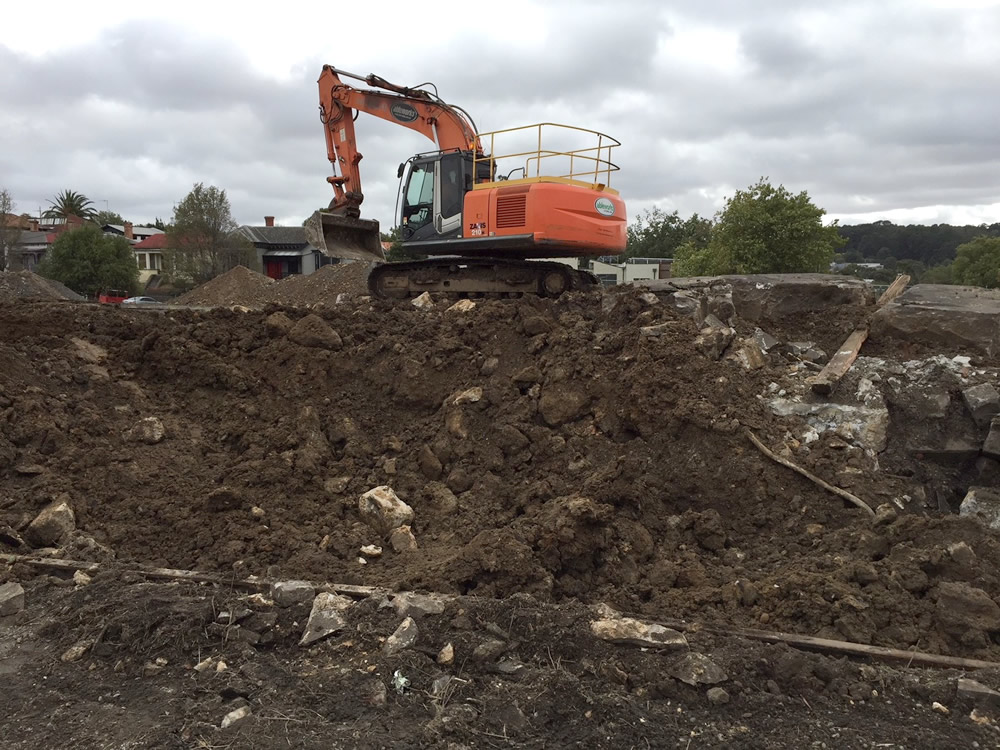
[694,327,735,361]
[221,705,252,730]
[365,679,388,707]
[447,299,476,313]
[512,366,542,385]
[957,678,1000,709]
[984,418,1000,460]
[265,311,293,334]
[769,398,889,453]
[931,701,950,715]
[0,582,25,616]
[538,383,591,426]
[639,321,674,337]
[299,592,353,646]
[250,506,265,519]
[418,445,443,480]
[411,292,434,309]
[389,525,418,553]
[935,582,1000,639]
[786,341,827,364]
[393,592,448,618]
[963,384,1000,428]
[706,687,730,705]
[270,580,315,607]
[480,356,500,376]
[590,616,688,650]
[194,657,215,673]
[445,410,468,439]
[873,504,898,526]
[438,642,455,664]
[358,486,414,536]
[522,315,553,336]
[453,387,483,405]
[143,658,167,677]
[360,544,383,558]
[25,501,75,547]
[72,570,91,586]
[205,486,242,512]
[753,328,781,353]
[949,541,977,567]
[638,292,660,305]
[14,464,45,476]
[729,338,767,370]
[324,476,351,494]
[669,652,728,686]
[871,284,1000,357]
[384,617,419,656]
[60,640,91,662]
[472,638,507,661]
[288,313,343,350]
[959,487,1000,530]
[124,416,165,445]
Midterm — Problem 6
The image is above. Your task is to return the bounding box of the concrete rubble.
[25,500,76,547]
[299,592,353,646]
[358,486,414,536]
[0,581,25,616]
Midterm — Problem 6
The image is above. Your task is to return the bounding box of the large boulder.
[25,500,75,547]
[358,486,414,536]
[288,314,342,350]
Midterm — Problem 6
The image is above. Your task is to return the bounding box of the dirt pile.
[0,270,84,302]
[172,265,275,307]
[264,262,372,305]
[1,288,999,664]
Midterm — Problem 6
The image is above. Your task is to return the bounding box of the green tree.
[674,178,845,277]
[167,183,256,282]
[0,188,21,271]
[626,208,712,259]
[381,225,421,262]
[952,236,1000,288]
[43,190,97,221]
[38,224,138,297]
[94,210,126,226]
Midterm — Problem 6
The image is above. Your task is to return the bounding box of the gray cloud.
[1,3,998,234]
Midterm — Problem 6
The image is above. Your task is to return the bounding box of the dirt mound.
[173,265,275,307]
[0,271,84,302]
[1,288,999,666]
[264,262,372,305]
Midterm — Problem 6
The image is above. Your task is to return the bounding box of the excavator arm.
[317,65,482,217]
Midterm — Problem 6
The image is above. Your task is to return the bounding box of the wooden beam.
[807,275,910,396]
[0,554,382,598]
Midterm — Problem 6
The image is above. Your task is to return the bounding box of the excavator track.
[367,258,600,299]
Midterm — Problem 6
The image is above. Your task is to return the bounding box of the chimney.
[264,216,275,227]
[29,219,39,232]
[124,221,134,240]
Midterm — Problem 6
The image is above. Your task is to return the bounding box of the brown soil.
[172,265,276,306]
[0,270,84,302]
[263,262,372,305]
[2,289,1000,747]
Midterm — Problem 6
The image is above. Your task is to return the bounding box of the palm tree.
[43,190,97,221]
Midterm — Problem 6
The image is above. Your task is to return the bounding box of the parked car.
[121,296,162,306]
[98,289,130,304]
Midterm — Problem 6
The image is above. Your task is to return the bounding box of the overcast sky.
[2,0,999,231]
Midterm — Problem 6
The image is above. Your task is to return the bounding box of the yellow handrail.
[473,123,620,192]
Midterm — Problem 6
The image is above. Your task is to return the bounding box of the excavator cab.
[399,151,488,243]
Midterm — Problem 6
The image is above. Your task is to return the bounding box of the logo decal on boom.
[390,102,419,123]
[595,198,615,216]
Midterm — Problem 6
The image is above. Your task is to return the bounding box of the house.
[12,215,87,271]
[239,216,333,280]
[102,222,165,243]
[588,257,673,286]
[132,233,168,285]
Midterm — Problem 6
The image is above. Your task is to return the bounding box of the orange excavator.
[304,65,627,297]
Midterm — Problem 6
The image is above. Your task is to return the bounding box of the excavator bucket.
[304,210,385,263]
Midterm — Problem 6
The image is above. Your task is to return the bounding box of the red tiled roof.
[134,233,168,249]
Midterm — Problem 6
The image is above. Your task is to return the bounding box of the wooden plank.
[807,327,869,395]
[0,554,381,598]
[877,274,911,307]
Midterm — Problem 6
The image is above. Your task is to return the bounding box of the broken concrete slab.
[270,580,315,607]
[957,678,1000,709]
[694,327,735,361]
[871,284,1000,357]
[590,616,688,650]
[769,398,889,453]
[383,617,419,656]
[392,592,449,618]
[299,592,353,646]
[643,274,872,322]
[962,383,1000,428]
[959,487,1000,530]
[0,581,25,616]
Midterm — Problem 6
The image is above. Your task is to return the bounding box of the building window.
[136,254,147,270]
[150,254,162,271]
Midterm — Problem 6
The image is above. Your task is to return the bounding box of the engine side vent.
[495,194,527,229]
